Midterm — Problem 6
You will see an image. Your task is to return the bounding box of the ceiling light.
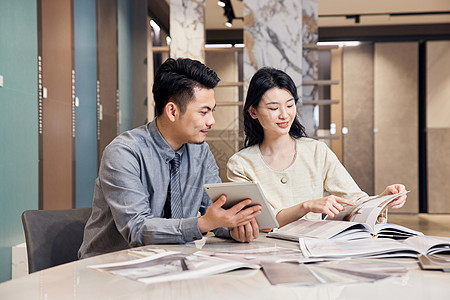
[317,41,361,47]
[150,20,160,32]
[205,44,233,48]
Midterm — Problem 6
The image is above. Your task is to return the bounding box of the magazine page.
[90,250,260,284]
[373,223,423,239]
[299,237,419,259]
[194,247,323,264]
[403,235,450,255]
[268,219,372,241]
[418,254,450,271]
[331,191,409,229]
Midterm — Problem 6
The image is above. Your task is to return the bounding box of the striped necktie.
[170,153,183,218]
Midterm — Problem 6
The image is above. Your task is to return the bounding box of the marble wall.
[342,44,375,195]
[426,41,450,213]
[243,0,303,97]
[374,42,418,213]
[301,0,319,136]
[170,0,205,61]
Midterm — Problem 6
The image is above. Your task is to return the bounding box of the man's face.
[173,87,216,145]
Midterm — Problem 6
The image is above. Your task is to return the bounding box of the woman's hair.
[243,67,307,148]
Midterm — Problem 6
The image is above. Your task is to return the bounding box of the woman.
[227,67,406,228]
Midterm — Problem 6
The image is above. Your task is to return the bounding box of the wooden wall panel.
[40,0,74,209]
[97,0,118,162]
[330,47,343,162]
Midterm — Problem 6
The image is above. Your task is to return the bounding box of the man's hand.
[303,195,355,218]
[198,195,261,233]
[379,184,407,209]
[230,218,259,242]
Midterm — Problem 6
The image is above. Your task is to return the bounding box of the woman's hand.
[379,184,407,209]
[230,218,259,242]
[303,196,355,219]
[276,195,354,228]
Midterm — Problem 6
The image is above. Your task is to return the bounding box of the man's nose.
[207,113,215,127]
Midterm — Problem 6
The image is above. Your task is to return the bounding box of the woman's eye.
[268,107,278,111]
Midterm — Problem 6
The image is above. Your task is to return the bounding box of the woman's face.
[249,87,296,138]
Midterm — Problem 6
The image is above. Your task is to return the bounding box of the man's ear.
[164,101,179,122]
[248,106,258,119]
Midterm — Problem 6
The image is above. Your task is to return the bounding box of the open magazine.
[299,235,450,259]
[268,191,422,242]
[90,250,260,284]
[326,191,410,228]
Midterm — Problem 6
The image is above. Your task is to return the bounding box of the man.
[78,58,260,259]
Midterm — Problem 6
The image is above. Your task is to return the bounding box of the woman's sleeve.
[227,154,251,182]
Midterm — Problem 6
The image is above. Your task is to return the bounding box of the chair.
[21,207,92,273]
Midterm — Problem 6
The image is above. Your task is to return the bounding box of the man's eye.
[287,105,294,108]
[200,111,208,115]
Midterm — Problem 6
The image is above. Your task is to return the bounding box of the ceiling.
[205,0,450,29]
[153,0,450,41]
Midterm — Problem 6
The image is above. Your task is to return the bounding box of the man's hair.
[152,58,220,117]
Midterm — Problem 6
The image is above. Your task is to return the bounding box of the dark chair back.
[21,207,92,273]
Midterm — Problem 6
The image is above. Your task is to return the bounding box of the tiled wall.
[374,42,419,213]
[427,41,450,213]
[342,44,375,195]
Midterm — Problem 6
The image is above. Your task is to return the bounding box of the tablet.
[203,181,279,229]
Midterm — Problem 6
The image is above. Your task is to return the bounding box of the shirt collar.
[147,119,185,163]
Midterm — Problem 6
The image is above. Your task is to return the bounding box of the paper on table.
[195,247,323,264]
[318,259,408,277]
[90,250,260,284]
[261,262,321,286]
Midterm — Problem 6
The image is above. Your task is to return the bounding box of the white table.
[1,234,449,300]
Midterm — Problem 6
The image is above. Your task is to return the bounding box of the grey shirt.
[78,120,228,259]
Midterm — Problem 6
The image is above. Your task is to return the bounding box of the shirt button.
[281,177,287,184]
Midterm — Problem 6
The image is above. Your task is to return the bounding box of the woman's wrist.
[299,200,310,215]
